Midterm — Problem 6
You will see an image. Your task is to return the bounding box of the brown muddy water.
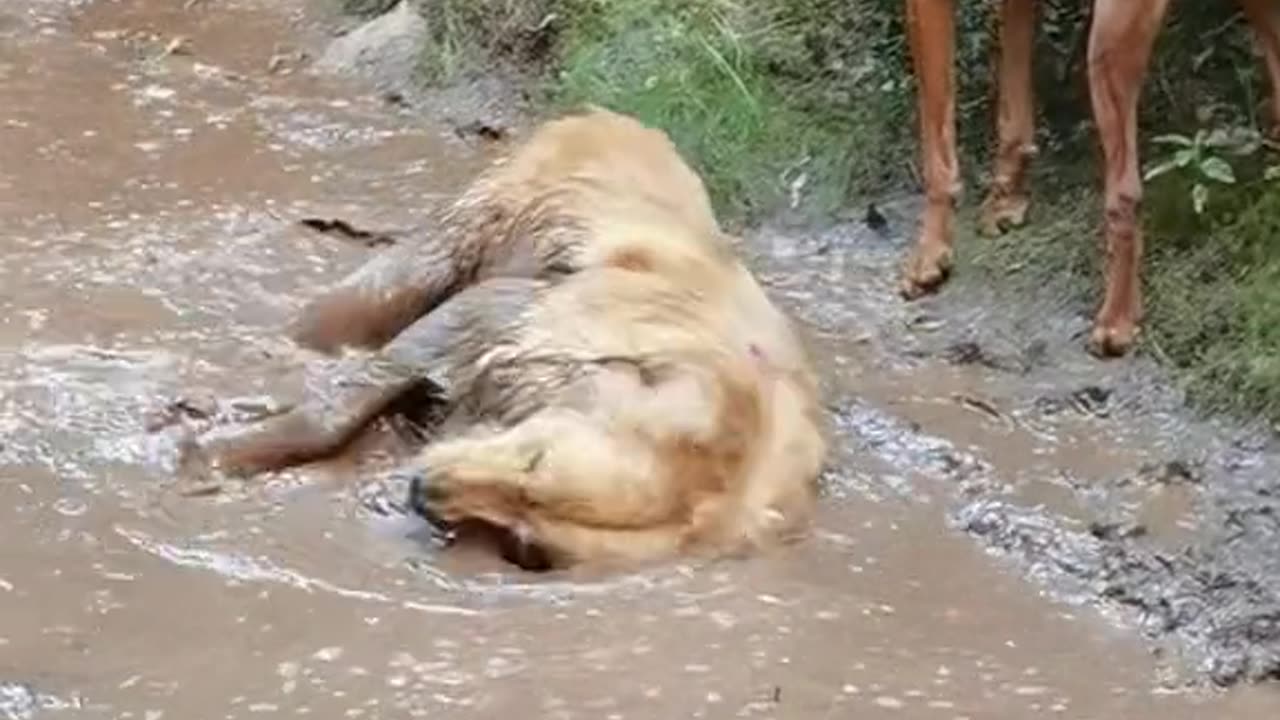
[2,0,1280,717]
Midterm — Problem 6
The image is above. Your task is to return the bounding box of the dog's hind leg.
[288,223,485,354]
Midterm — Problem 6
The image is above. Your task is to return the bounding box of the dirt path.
[2,0,1279,718]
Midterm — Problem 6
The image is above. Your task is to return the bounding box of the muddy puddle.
[2,0,1280,717]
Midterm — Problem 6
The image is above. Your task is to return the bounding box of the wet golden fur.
[200,108,827,570]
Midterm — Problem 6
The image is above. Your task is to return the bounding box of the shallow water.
[2,0,1279,717]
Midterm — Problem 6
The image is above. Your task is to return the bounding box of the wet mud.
[748,211,1280,688]
[2,0,1280,717]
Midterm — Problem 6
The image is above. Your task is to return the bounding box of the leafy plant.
[1143,126,1261,214]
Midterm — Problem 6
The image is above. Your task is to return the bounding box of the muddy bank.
[0,0,1278,717]
[740,208,1280,686]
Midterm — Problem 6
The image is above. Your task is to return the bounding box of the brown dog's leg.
[202,278,542,476]
[979,0,1039,237]
[1240,0,1280,136]
[1085,0,1171,358]
[900,0,961,299]
[199,354,422,476]
[288,229,479,355]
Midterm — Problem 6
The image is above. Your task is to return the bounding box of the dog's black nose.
[402,471,430,518]
[399,469,456,545]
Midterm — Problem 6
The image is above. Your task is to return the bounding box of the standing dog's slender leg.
[979,0,1040,237]
[1085,0,1172,357]
[900,0,962,299]
[1239,0,1280,137]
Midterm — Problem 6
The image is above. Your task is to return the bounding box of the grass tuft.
[550,0,868,220]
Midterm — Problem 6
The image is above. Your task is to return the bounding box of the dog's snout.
[398,469,456,545]
[401,472,429,518]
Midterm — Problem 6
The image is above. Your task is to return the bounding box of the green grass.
[389,0,928,221]
[339,0,1280,426]
[550,0,870,219]
[1145,181,1280,422]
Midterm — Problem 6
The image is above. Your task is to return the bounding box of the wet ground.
[3,0,1280,717]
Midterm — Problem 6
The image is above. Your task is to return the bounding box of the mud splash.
[1,0,1279,717]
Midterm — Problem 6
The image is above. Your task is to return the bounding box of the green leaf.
[1203,127,1234,148]
[1143,157,1182,181]
[1228,136,1263,156]
[1208,126,1261,155]
[1198,156,1237,184]
[1192,47,1214,72]
[1152,133,1195,147]
[1173,147,1199,168]
[1266,165,1280,181]
[1191,183,1210,215]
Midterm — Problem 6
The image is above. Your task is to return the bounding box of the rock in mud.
[316,1,525,140]
[315,0,426,96]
